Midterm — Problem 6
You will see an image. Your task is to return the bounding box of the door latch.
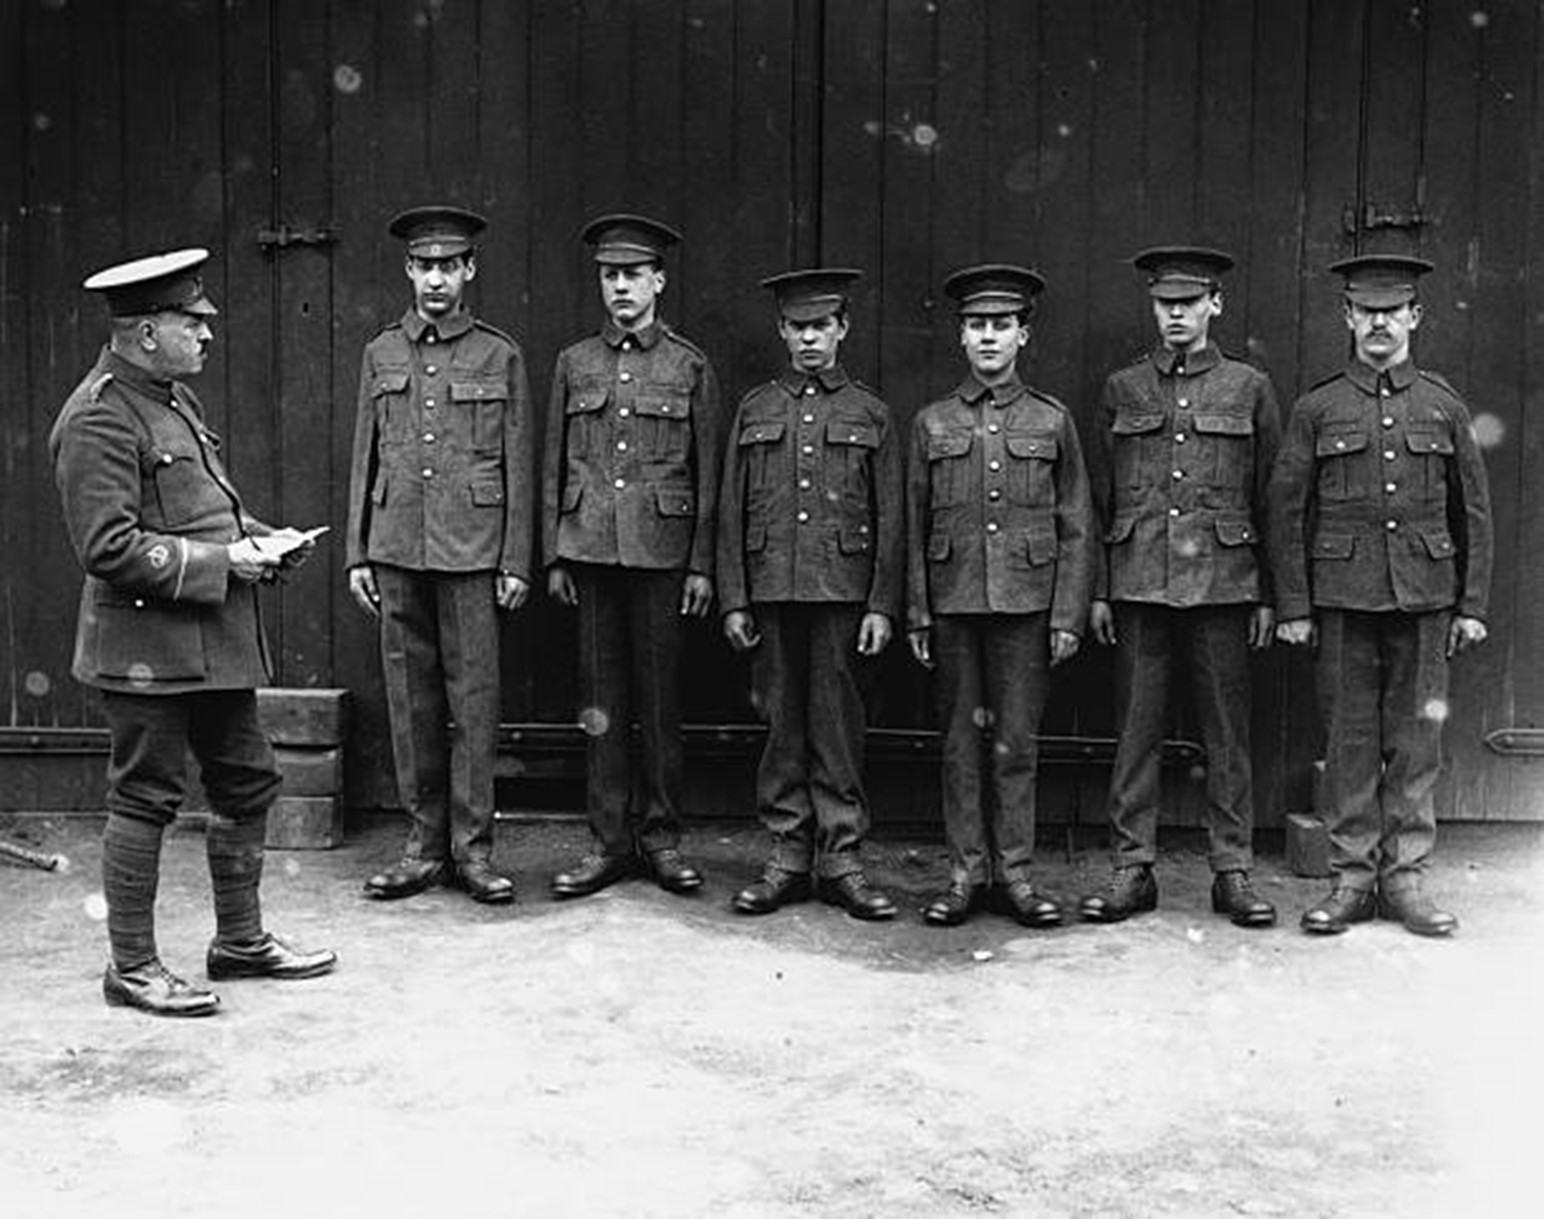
[257,224,338,252]
[1341,202,1427,237]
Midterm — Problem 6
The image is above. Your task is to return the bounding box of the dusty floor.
[1,811,1540,1219]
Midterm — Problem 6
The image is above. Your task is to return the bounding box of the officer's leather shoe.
[1378,881,1458,937]
[454,858,516,904]
[207,932,338,981]
[1211,870,1277,928]
[732,865,812,915]
[364,857,446,900]
[550,853,637,899]
[1000,880,1064,928]
[1300,885,1377,935]
[922,882,982,927]
[1079,866,1158,923]
[819,872,897,921]
[104,959,220,1017]
[644,847,704,894]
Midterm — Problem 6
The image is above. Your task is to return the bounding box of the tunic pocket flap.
[1405,428,1454,456]
[827,420,879,448]
[634,392,691,419]
[1005,431,1058,460]
[1317,427,1368,457]
[927,531,952,561]
[1105,514,1138,544]
[1193,413,1254,437]
[1026,525,1057,566]
[470,480,505,507]
[1312,533,1355,559]
[1214,518,1257,546]
[567,387,609,414]
[1112,411,1165,435]
[451,379,509,402]
[739,420,785,446]
[1421,529,1456,559]
[373,370,410,396]
[655,487,696,517]
[838,522,873,554]
[926,430,972,459]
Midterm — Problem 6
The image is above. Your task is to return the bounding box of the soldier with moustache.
[52,248,336,1017]
[1270,255,1492,936]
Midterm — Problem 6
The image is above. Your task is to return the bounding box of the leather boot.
[364,857,446,900]
[1379,877,1457,937]
[1300,885,1377,934]
[104,960,220,1017]
[1211,870,1277,928]
[733,865,812,915]
[922,882,982,927]
[1079,866,1158,923]
[818,872,897,921]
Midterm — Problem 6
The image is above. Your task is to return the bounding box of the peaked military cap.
[760,267,862,322]
[1132,246,1234,300]
[388,205,487,258]
[1329,254,1435,308]
[942,263,1046,316]
[83,248,218,318]
[581,213,682,265]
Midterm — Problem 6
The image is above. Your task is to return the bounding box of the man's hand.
[680,574,713,618]
[229,537,282,584]
[857,612,892,657]
[1447,615,1487,658]
[547,565,578,607]
[1090,600,1117,646]
[908,627,933,668]
[1275,617,1315,647]
[723,610,761,652]
[347,564,380,617]
[496,573,530,612]
[263,527,317,572]
[1249,605,1275,651]
[1050,629,1081,667]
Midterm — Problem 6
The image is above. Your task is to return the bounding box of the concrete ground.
[1,812,1540,1219]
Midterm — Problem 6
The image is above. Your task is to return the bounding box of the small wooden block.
[1285,812,1333,878]
[274,746,344,797]
[265,795,345,850]
[257,688,349,747]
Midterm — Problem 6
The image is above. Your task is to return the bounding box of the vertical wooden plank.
[426,0,480,205]
[1140,0,1200,240]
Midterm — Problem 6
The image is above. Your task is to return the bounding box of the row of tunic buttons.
[422,361,441,477]
[797,407,817,521]
[1169,397,1192,516]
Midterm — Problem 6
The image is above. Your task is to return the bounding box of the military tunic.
[717,365,903,876]
[542,318,722,858]
[905,373,1094,885]
[345,309,535,866]
[1269,359,1492,886]
[1091,344,1281,873]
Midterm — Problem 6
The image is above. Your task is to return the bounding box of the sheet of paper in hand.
[252,526,331,560]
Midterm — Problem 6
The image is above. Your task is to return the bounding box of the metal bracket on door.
[1341,202,1427,237]
[256,224,338,252]
[1483,728,1544,757]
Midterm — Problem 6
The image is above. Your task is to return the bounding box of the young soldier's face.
[406,254,475,319]
[959,313,1028,377]
[1345,301,1421,368]
[778,312,849,372]
[1151,291,1221,354]
[600,262,665,330]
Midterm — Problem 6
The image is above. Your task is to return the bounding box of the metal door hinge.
[257,224,338,251]
[1342,202,1427,236]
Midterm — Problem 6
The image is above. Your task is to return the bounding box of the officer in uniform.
[718,269,903,920]
[1080,247,1281,928]
[347,206,535,904]
[1270,255,1491,936]
[906,264,1094,928]
[52,248,336,1017]
[543,214,722,898]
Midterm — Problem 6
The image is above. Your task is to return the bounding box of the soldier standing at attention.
[1079,247,1281,928]
[52,248,336,1016]
[543,214,722,898]
[1270,255,1491,937]
[718,269,903,920]
[348,206,535,905]
[907,264,1095,928]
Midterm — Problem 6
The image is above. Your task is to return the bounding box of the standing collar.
[401,309,475,343]
[1152,343,1221,376]
[101,347,175,399]
[603,318,662,350]
[957,372,1025,406]
[778,364,850,396]
[1346,359,1417,394]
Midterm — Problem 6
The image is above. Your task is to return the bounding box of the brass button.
[988,460,1001,472]
[1169,507,1180,517]
[617,440,628,452]
[988,423,1000,434]
[620,371,633,383]
[618,408,631,419]
[802,444,814,455]
[1382,416,1394,428]
[614,478,626,489]
[423,433,436,444]
[1175,433,1186,443]
[1385,482,1397,493]
[425,365,437,376]
[422,468,433,478]
[1386,520,1397,531]
[1172,469,1184,480]
[803,413,815,424]
[988,489,1001,501]
[986,521,999,534]
[1384,450,1396,461]
[799,478,811,489]
[797,510,809,522]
